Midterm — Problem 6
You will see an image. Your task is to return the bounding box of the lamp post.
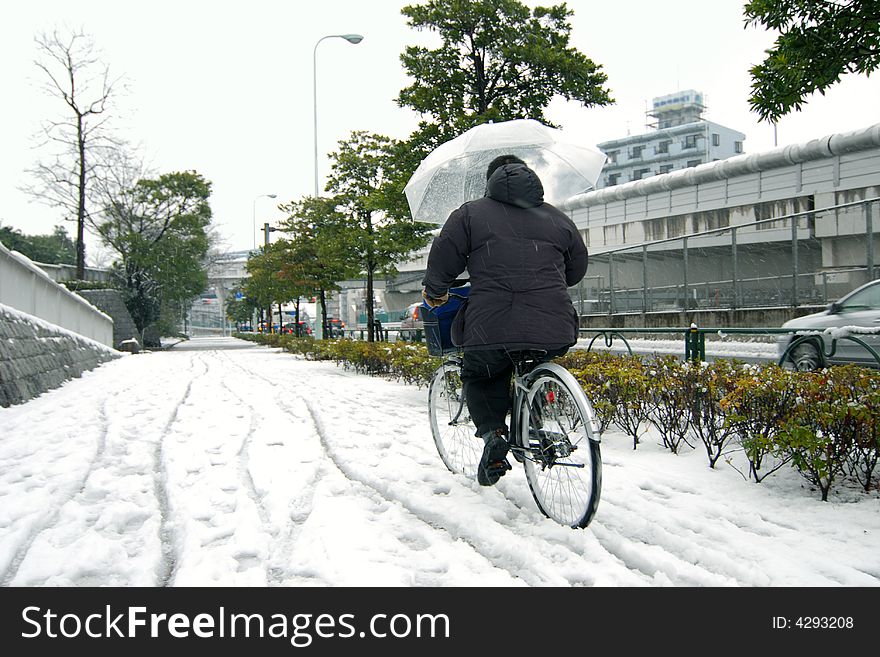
[263,222,280,332]
[313,33,363,198]
[253,193,277,250]
[313,33,363,340]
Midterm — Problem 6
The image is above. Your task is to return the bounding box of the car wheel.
[790,341,823,371]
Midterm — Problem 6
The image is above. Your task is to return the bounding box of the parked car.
[282,320,312,336]
[326,317,346,337]
[777,278,880,370]
[400,302,423,330]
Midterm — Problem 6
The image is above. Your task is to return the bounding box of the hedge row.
[237,333,441,387]
[236,333,880,500]
[557,350,879,500]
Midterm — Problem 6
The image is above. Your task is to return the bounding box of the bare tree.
[23,28,124,279]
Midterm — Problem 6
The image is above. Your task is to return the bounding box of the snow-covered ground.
[1,336,877,587]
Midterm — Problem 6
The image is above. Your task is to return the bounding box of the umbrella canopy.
[404,119,607,224]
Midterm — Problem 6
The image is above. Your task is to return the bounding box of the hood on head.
[486,163,544,209]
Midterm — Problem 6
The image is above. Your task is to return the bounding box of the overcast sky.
[2,0,879,262]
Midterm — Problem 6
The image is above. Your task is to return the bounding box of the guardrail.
[344,326,424,342]
[270,322,880,369]
[580,325,880,368]
[575,197,879,315]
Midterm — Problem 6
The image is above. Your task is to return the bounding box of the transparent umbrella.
[404,119,607,224]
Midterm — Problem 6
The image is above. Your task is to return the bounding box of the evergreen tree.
[96,171,212,342]
[397,0,613,146]
[276,196,356,337]
[745,0,880,121]
[0,224,77,265]
[325,131,433,341]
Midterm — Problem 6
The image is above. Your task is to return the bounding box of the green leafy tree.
[0,224,77,265]
[225,285,257,329]
[325,131,433,341]
[745,0,880,122]
[96,170,212,342]
[243,240,307,333]
[277,196,357,337]
[398,0,613,145]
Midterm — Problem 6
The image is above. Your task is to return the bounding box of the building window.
[631,168,651,181]
[659,164,674,174]
[656,140,671,154]
[683,135,699,149]
[734,140,743,153]
[629,145,644,159]
[686,159,702,168]
[606,150,619,164]
[607,173,621,186]
[712,133,720,147]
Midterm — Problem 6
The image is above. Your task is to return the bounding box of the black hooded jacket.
[422,163,588,350]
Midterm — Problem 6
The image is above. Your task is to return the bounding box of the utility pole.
[264,222,277,332]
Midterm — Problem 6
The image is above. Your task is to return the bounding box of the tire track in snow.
[155,353,208,587]
[213,351,325,586]
[0,362,166,587]
[219,378,271,526]
[299,394,580,586]
[0,393,115,586]
[221,353,534,584]
[228,351,646,586]
[217,372,289,585]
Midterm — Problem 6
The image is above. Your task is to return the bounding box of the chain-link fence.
[571,198,878,315]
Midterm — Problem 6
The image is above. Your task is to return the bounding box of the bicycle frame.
[509,357,600,468]
[440,351,600,465]
[431,348,603,527]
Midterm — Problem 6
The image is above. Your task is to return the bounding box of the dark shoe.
[477,430,511,486]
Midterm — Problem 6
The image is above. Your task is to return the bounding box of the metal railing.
[579,325,880,368]
[572,198,879,315]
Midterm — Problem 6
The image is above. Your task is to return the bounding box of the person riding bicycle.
[422,154,588,486]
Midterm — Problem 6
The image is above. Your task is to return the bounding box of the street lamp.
[313,33,362,340]
[263,222,280,332]
[313,33,363,197]
[253,193,277,250]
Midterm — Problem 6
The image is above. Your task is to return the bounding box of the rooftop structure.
[596,90,745,189]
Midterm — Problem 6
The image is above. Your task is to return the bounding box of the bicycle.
[425,287,602,529]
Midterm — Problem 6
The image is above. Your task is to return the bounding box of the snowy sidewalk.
[1,337,878,587]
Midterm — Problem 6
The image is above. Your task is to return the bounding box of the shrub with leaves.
[720,363,798,482]
[567,357,619,434]
[608,356,653,449]
[816,366,880,493]
[775,370,853,501]
[646,355,694,454]
[683,359,742,468]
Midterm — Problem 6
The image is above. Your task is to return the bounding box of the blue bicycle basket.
[421,285,470,356]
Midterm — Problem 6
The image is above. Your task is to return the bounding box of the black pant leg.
[460,349,513,437]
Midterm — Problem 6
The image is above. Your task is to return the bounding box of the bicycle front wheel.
[518,364,602,528]
[428,361,480,478]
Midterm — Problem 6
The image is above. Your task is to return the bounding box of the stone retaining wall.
[76,289,140,349]
[0,304,120,408]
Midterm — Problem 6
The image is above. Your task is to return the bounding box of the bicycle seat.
[511,349,549,362]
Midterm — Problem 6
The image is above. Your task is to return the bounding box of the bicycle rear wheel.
[428,361,480,477]
[518,364,602,528]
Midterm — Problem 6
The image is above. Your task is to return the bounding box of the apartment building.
[597,90,745,188]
